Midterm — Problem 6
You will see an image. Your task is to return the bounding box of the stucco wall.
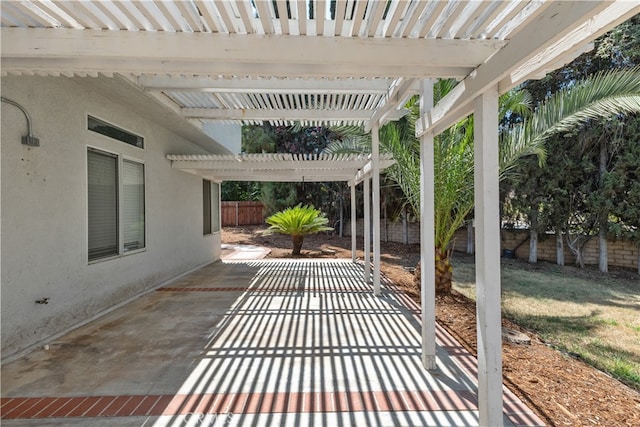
[1,75,222,360]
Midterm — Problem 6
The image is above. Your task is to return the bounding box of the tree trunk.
[598,139,609,273]
[529,210,538,264]
[413,247,453,295]
[339,192,344,238]
[402,207,409,244]
[292,234,304,255]
[467,221,474,254]
[435,248,453,294]
[383,198,388,242]
[599,228,608,273]
[637,243,640,276]
[576,246,585,268]
[556,226,564,266]
[566,233,587,268]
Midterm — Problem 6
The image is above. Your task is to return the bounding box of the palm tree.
[327,67,640,293]
[264,204,333,255]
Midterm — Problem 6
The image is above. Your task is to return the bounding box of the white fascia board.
[415,1,638,138]
[137,76,395,95]
[1,27,503,78]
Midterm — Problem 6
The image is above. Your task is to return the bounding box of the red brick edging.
[1,389,478,420]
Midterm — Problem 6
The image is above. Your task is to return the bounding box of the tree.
[328,67,640,292]
[504,67,640,269]
[221,181,260,201]
[241,123,351,220]
[606,114,640,274]
[264,204,333,255]
[520,17,640,271]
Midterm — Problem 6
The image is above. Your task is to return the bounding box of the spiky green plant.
[264,204,333,255]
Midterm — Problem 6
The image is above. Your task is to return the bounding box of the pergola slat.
[193,0,219,32]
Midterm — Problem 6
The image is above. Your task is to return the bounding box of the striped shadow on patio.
[1,259,542,427]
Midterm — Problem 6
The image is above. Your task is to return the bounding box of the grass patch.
[451,255,640,391]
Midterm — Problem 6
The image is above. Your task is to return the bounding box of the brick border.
[1,389,477,420]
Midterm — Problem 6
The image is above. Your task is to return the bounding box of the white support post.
[419,79,437,371]
[474,86,503,427]
[351,182,357,263]
[372,125,381,296]
[363,177,371,284]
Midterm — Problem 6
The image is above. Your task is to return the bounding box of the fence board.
[222,201,265,226]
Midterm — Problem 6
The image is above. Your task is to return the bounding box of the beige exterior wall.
[1,75,223,360]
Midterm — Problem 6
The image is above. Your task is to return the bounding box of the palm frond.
[531,66,640,140]
[324,135,372,154]
[499,89,533,121]
[501,67,640,177]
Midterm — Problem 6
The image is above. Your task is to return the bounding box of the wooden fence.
[221,201,265,226]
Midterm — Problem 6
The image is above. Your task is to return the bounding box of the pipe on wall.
[1,96,40,146]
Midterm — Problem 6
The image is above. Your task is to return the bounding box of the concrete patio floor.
[1,259,544,426]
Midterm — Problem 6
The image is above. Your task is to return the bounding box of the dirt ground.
[222,226,640,426]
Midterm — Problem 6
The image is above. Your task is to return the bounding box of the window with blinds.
[203,180,212,235]
[88,148,145,262]
[123,160,145,251]
[88,149,118,261]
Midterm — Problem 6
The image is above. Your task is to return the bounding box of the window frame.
[203,180,221,236]
[203,179,212,236]
[87,146,146,264]
[88,115,144,149]
[212,181,221,233]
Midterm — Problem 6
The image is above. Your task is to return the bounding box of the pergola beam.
[1,27,503,79]
[351,159,396,186]
[181,107,374,122]
[365,77,418,132]
[138,76,394,94]
[170,159,393,171]
[1,58,472,79]
[181,169,356,182]
[415,1,638,138]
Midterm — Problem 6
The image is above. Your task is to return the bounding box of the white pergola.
[2,1,637,425]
